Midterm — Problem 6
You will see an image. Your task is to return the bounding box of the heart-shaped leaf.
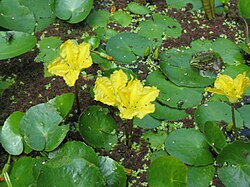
[148,156,188,187]
[133,114,161,129]
[79,105,117,150]
[87,10,110,28]
[98,156,126,187]
[127,2,151,15]
[188,165,215,187]
[217,141,250,187]
[19,103,69,151]
[146,70,203,109]
[238,105,250,129]
[55,0,93,23]
[0,112,24,155]
[106,32,153,64]
[195,101,243,131]
[8,157,36,187]
[48,93,75,118]
[0,31,37,60]
[165,128,213,166]
[112,10,132,27]
[37,157,106,187]
[48,141,99,166]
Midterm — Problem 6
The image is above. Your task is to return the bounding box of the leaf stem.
[125,120,133,148]
[231,105,238,140]
[74,80,81,115]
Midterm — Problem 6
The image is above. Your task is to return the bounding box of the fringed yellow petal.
[93,77,117,106]
[48,58,69,77]
[48,39,93,87]
[110,69,128,92]
[205,72,250,103]
[78,43,93,69]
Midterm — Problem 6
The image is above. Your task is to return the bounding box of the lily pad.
[48,93,75,119]
[0,112,24,155]
[54,0,93,23]
[238,105,250,129]
[138,14,182,46]
[127,2,151,15]
[112,10,132,27]
[217,141,250,187]
[0,31,37,60]
[106,32,153,64]
[195,101,243,131]
[146,70,203,109]
[133,114,161,129]
[87,10,110,28]
[9,157,36,187]
[95,27,118,41]
[98,156,126,187]
[78,105,117,150]
[148,156,188,187]
[238,0,250,18]
[188,165,215,187]
[143,130,168,150]
[19,103,69,151]
[204,121,227,153]
[212,38,243,65]
[151,101,188,121]
[165,128,213,166]
[160,48,215,87]
[18,0,56,32]
[48,141,99,166]
[0,0,35,33]
[166,0,202,10]
[37,157,106,187]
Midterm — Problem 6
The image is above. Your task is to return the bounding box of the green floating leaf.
[190,39,213,52]
[106,32,153,64]
[48,93,75,119]
[84,35,100,50]
[37,157,106,187]
[212,38,243,65]
[146,70,203,109]
[143,130,167,150]
[151,101,188,121]
[19,103,69,151]
[133,114,161,129]
[95,27,118,41]
[35,36,62,64]
[238,105,250,129]
[204,121,227,153]
[0,112,24,155]
[150,150,169,161]
[9,157,36,187]
[55,0,93,23]
[148,156,188,187]
[48,141,99,166]
[87,10,110,28]
[188,165,215,187]
[165,128,213,166]
[166,0,202,10]
[238,0,250,18]
[18,0,56,32]
[0,0,55,33]
[112,10,132,27]
[0,0,35,33]
[0,31,37,60]
[195,101,243,131]
[98,156,126,187]
[222,64,250,78]
[79,105,117,150]
[217,141,250,187]
[160,48,215,87]
[127,2,151,15]
[138,14,182,46]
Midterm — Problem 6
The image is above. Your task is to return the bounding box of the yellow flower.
[205,72,250,103]
[48,40,92,87]
[118,79,160,119]
[94,69,128,106]
[93,69,160,119]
